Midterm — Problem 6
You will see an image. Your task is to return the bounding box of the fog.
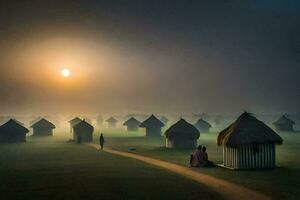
[0,0,299,117]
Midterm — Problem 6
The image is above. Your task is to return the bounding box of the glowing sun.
[61,68,71,77]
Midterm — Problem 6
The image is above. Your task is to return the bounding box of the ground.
[0,136,222,200]
[95,127,300,200]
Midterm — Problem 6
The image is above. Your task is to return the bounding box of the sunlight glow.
[61,68,70,77]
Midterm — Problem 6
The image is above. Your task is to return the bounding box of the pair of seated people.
[190,145,214,167]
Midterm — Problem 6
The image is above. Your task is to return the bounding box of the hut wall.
[73,127,93,143]
[108,122,116,128]
[0,133,26,143]
[275,124,293,132]
[33,128,53,136]
[166,138,197,149]
[146,127,161,136]
[126,125,139,132]
[223,144,276,169]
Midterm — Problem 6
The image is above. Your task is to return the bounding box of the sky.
[0,0,299,115]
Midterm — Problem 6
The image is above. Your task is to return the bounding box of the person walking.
[99,133,105,150]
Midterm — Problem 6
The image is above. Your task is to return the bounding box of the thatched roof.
[194,118,211,128]
[73,120,94,131]
[273,115,295,125]
[123,117,141,126]
[0,119,29,134]
[217,112,283,147]
[160,116,169,124]
[165,119,200,140]
[31,118,56,129]
[106,117,118,123]
[140,115,164,128]
[69,117,82,125]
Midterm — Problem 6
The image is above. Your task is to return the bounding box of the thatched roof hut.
[273,115,295,132]
[194,118,212,132]
[0,119,29,143]
[140,115,164,136]
[123,117,141,132]
[68,117,82,133]
[106,117,118,128]
[73,120,94,143]
[31,118,56,136]
[165,119,200,149]
[217,112,283,170]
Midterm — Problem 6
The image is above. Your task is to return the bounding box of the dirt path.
[88,143,270,200]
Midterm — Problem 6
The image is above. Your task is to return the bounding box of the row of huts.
[0,113,296,170]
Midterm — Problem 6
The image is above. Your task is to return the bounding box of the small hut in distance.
[73,120,94,143]
[217,112,283,170]
[0,119,29,143]
[106,117,118,128]
[31,118,56,136]
[123,117,141,131]
[194,118,212,132]
[140,115,164,136]
[165,119,200,149]
[273,115,295,132]
[69,117,82,133]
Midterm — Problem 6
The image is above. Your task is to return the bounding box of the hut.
[160,116,169,125]
[106,117,118,128]
[140,114,164,136]
[217,112,283,170]
[194,118,212,132]
[123,117,141,131]
[0,119,29,143]
[69,117,82,133]
[165,119,200,149]
[273,115,295,132]
[73,120,94,143]
[31,118,56,136]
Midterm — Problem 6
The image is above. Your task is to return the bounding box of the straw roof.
[165,119,200,140]
[73,120,94,131]
[140,114,164,128]
[31,118,56,129]
[273,115,295,125]
[217,112,283,147]
[106,117,118,123]
[194,118,211,128]
[69,117,82,125]
[160,116,169,124]
[123,117,141,126]
[0,119,29,134]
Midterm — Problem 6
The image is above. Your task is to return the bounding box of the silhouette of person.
[99,133,104,150]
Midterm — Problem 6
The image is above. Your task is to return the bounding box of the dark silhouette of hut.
[165,119,200,149]
[194,118,212,132]
[160,116,169,125]
[139,115,164,136]
[273,115,295,132]
[31,118,56,136]
[68,117,82,133]
[73,120,94,143]
[0,119,29,143]
[123,117,141,131]
[106,117,118,128]
[217,112,283,170]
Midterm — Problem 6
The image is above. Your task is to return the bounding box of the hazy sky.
[0,0,299,115]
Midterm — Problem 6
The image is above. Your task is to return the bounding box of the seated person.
[190,145,205,167]
[201,146,214,167]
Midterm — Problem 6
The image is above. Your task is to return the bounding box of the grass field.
[0,136,223,200]
[93,128,300,200]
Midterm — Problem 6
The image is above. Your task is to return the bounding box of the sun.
[61,68,70,77]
